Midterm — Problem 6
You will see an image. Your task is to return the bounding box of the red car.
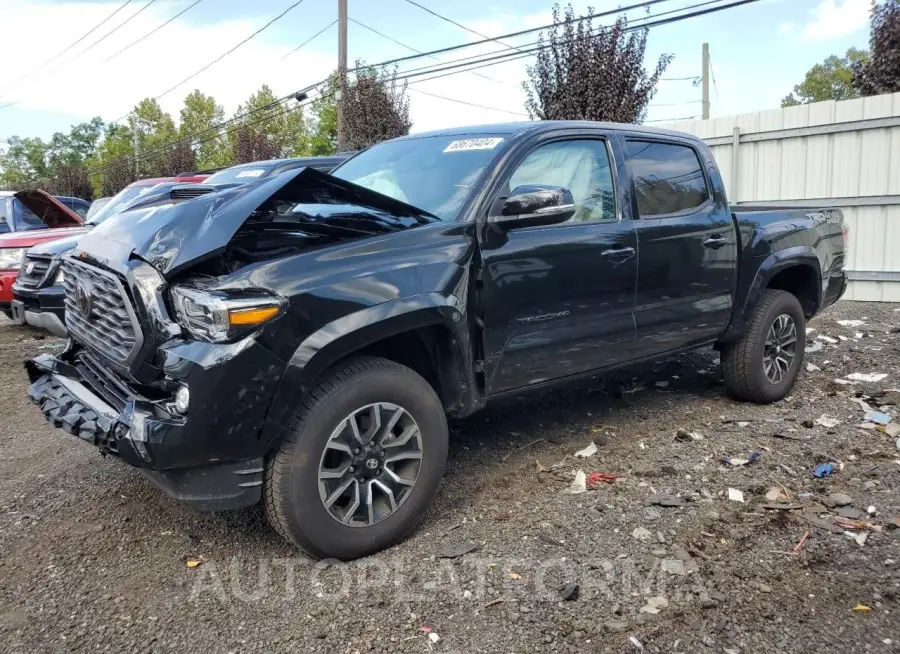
[0,190,88,318]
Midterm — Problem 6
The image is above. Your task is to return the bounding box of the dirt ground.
[1,302,899,653]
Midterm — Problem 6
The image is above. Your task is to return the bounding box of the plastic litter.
[805,341,824,353]
[807,363,821,372]
[629,636,644,651]
[559,581,579,601]
[574,442,598,458]
[640,596,668,614]
[728,488,745,503]
[847,372,888,383]
[852,603,872,613]
[566,470,587,494]
[675,428,703,442]
[817,335,839,344]
[877,423,900,437]
[587,472,620,488]
[816,415,841,428]
[837,320,866,328]
[813,463,835,478]
[723,452,761,467]
[864,410,891,425]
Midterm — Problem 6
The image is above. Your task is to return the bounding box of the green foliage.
[339,63,411,151]
[781,48,869,107]
[180,90,230,168]
[230,85,308,163]
[307,75,339,155]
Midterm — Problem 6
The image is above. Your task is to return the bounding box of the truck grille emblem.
[74,280,93,317]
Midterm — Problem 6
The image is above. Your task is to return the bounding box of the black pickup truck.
[26,121,847,559]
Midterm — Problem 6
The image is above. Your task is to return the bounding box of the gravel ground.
[1,302,899,653]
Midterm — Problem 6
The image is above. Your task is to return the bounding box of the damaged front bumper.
[25,339,286,510]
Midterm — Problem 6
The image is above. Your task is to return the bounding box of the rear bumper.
[25,347,277,510]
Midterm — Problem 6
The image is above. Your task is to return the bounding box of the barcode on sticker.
[443,137,504,153]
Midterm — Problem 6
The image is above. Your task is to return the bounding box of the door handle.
[601,246,635,259]
[703,235,729,249]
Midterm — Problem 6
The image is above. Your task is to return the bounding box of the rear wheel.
[264,356,448,560]
[721,289,806,403]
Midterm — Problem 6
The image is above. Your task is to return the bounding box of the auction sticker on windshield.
[443,138,503,153]
[236,169,266,178]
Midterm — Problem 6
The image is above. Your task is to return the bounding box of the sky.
[0,0,874,144]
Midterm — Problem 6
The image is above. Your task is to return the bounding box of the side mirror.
[490,185,575,229]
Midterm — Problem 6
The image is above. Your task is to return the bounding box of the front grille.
[62,259,143,365]
[76,350,131,412]
[17,254,52,288]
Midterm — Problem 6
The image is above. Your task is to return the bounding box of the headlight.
[170,286,284,343]
[0,248,26,271]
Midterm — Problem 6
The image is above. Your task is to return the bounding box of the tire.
[721,289,806,404]
[264,356,448,560]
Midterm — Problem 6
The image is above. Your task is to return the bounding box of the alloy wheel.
[763,313,797,384]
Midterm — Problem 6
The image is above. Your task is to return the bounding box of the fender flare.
[731,246,822,338]
[259,292,476,447]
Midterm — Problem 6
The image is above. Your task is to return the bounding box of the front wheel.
[721,289,806,403]
[264,356,448,560]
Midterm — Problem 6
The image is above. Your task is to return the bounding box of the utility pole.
[701,42,710,120]
[337,0,347,149]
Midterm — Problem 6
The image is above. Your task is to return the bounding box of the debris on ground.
[864,410,892,426]
[846,372,888,383]
[640,596,669,614]
[728,488,745,503]
[722,452,761,467]
[559,581,579,601]
[647,493,683,507]
[852,604,872,613]
[817,334,839,344]
[574,442,597,458]
[806,341,824,353]
[792,531,810,554]
[437,541,477,559]
[632,527,652,541]
[661,559,686,576]
[837,320,866,328]
[807,363,821,372]
[566,469,587,494]
[813,463,835,478]
[675,428,703,442]
[185,556,203,569]
[586,472,620,488]
[816,415,841,428]
[824,493,853,508]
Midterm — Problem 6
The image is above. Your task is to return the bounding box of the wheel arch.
[259,293,480,450]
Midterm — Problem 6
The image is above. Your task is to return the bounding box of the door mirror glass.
[490,185,575,229]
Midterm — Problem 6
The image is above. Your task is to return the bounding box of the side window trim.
[624,137,712,220]
[492,134,622,227]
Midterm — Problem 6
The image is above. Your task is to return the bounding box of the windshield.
[205,164,276,186]
[87,185,156,225]
[331,135,506,220]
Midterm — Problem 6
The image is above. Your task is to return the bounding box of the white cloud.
[0,2,335,124]
[779,22,795,35]
[800,0,870,40]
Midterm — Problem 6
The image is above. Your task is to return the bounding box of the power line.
[708,52,720,100]
[0,0,136,103]
[116,0,310,122]
[348,17,507,86]
[408,88,528,117]
[45,0,160,76]
[399,0,525,53]
[86,0,759,176]
[281,19,337,60]
[102,0,206,63]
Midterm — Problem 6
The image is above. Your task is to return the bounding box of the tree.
[339,63,411,151]
[0,136,50,189]
[523,3,671,123]
[307,75,339,155]
[853,0,900,96]
[129,98,179,178]
[229,85,308,162]
[781,48,869,106]
[179,90,231,169]
[45,164,93,200]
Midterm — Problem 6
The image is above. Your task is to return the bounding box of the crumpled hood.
[13,190,84,228]
[75,167,432,278]
[25,230,91,256]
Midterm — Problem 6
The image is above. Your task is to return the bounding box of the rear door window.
[624,140,709,217]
